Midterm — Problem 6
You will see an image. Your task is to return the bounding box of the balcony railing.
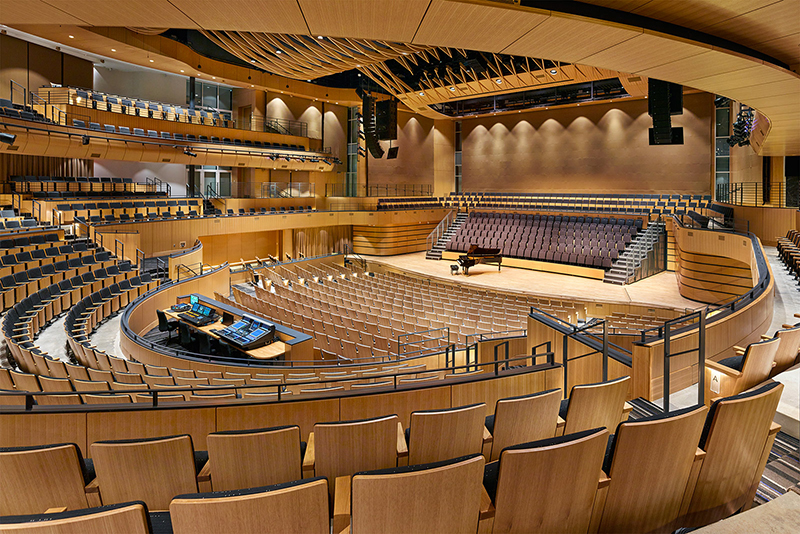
[716,182,798,208]
[325,183,434,197]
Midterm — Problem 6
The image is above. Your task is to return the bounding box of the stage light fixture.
[0,133,16,145]
[184,148,197,157]
[81,135,90,145]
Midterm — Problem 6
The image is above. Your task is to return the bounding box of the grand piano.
[457,245,502,275]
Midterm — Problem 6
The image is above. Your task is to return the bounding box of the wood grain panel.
[340,386,451,429]
[86,407,216,455]
[352,223,438,256]
[216,398,339,438]
[0,413,87,453]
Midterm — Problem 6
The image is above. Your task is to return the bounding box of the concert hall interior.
[2,1,800,532]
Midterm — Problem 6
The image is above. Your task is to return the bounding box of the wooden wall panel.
[86,407,216,456]
[352,222,438,255]
[367,111,435,188]
[339,386,451,429]
[727,204,797,246]
[462,93,714,194]
[0,413,87,453]
[198,231,280,266]
[216,399,340,441]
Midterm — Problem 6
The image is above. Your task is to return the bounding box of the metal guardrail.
[397,327,451,359]
[426,210,455,253]
[265,117,309,138]
[662,310,707,411]
[325,183,434,197]
[624,220,666,284]
[716,181,798,208]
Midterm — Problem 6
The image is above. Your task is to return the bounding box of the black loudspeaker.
[386,146,399,159]
[648,78,684,145]
[362,94,384,158]
[375,99,397,140]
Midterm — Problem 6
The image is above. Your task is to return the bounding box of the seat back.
[90,435,198,511]
[352,455,484,534]
[492,428,609,534]
[598,405,708,533]
[314,415,399,499]
[564,376,629,435]
[0,443,90,515]
[169,478,329,534]
[684,382,784,527]
[739,337,781,392]
[771,326,800,375]
[489,389,560,461]
[207,425,303,491]
[408,403,485,465]
[0,502,150,534]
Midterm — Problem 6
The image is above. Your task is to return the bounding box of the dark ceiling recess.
[162,29,264,72]
[430,78,628,117]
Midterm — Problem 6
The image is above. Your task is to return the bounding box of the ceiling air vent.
[162,158,171,162]
[628,76,642,82]
[6,145,18,151]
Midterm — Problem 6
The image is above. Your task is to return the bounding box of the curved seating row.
[0,380,783,533]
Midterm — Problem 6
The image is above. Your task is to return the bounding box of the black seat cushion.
[559,398,570,420]
[717,354,745,372]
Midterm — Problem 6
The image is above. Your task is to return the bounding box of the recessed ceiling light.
[180,69,184,73]
[419,92,424,96]
[335,102,338,104]
[450,87,455,91]
[149,59,154,63]
[495,79,502,84]
[250,59,256,63]
[550,69,557,75]
[251,84,254,87]
[68,35,74,39]
[402,52,408,55]
[111,48,116,52]
[276,50,282,54]
[212,76,216,79]
[317,36,324,40]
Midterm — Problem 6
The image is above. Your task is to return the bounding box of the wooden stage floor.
[362,252,700,312]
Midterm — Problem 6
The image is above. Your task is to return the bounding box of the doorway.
[193,166,232,197]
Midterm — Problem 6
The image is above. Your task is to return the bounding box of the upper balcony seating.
[377,192,713,216]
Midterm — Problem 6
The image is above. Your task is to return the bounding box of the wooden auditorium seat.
[0,443,95,515]
[704,337,780,403]
[765,324,800,376]
[681,381,784,528]
[303,414,404,499]
[406,403,487,465]
[90,435,201,511]
[206,425,305,491]
[483,427,609,534]
[0,502,152,534]
[559,376,631,435]
[169,478,329,534]
[335,454,485,534]
[596,405,708,533]
[484,389,561,461]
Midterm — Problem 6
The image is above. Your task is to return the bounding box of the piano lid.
[465,245,501,256]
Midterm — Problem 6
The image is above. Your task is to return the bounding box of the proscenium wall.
[0,34,92,100]
[461,92,714,194]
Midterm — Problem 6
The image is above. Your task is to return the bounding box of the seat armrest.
[556,415,566,436]
[45,507,68,513]
[396,422,408,457]
[761,335,772,341]
[85,478,102,507]
[769,421,781,436]
[705,359,742,378]
[84,479,100,494]
[598,470,611,490]
[302,432,315,470]
[622,402,633,422]
[197,460,211,483]
[480,484,495,520]
[483,425,493,445]
[333,475,351,534]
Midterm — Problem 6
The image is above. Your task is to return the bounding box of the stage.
[362,252,701,312]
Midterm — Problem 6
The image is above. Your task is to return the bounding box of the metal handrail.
[3,350,558,410]
[426,210,455,252]
[342,243,367,272]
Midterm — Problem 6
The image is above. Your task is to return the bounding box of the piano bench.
[450,264,460,275]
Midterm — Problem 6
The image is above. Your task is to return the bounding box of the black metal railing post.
[663,321,671,412]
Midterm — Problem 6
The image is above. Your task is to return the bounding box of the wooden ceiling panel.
[501,16,642,63]
[578,32,710,74]
[705,1,800,44]
[754,32,800,67]
[31,0,197,27]
[170,1,309,33]
[298,0,431,42]
[412,0,549,52]
[683,64,793,94]
[636,50,757,84]
[0,1,89,25]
